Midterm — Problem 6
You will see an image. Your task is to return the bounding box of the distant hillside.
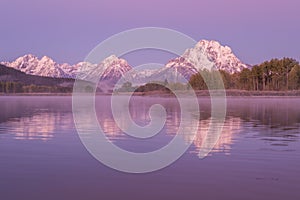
[0,64,75,93]
[0,64,74,86]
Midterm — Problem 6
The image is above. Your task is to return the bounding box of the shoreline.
[1,90,300,97]
[0,93,73,96]
[117,89,300,97]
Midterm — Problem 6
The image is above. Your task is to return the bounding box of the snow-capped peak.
[18,54,38,61]
[97,55,132,82]
[40,55,53,62]
[1,54,70,78]
[103,55,119,63]
[0,39,250,83]
[101,55,128,69]
[165,39,249,77]
[189,39,249,73]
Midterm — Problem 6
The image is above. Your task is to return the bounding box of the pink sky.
[0,0,299,65]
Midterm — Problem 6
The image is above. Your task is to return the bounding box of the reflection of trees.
[227,98,300,133]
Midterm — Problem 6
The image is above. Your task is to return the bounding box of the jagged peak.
[102,55,119,64]
[40,56,56,65]
[106,54,118,60]
[169,39,249,74]
[40,55,53,61]
[196,39,218,48]
[16,54,38,61]
[1,39,250,78]
[101,55,129,67]
[196,40,231,52]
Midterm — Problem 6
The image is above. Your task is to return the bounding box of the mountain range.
[0,64,74,87]
[1,40,250,85]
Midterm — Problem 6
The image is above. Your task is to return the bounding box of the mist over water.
[0,96,299,199]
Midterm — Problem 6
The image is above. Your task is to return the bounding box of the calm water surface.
[0,96,299,200]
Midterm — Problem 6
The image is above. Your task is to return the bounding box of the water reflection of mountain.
[0,97,73,141]
[190,117,241,156]
[96,96,182,137]
[95,97,300,155]
[2,96,299,147]
[5,112,73,141]
[95,96,241,156]
[165,116,242,156]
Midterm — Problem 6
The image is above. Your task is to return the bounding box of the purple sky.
[1,0,299,65]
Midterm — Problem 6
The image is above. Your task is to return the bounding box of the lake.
[0,96,299,200]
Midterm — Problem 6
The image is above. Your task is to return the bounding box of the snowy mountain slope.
[78,55,132,84]
[1,40,250,83]
[1,54,71,78]
[164,40,250,79]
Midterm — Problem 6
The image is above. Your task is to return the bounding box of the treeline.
[116,81,170,93]
[116,80,188,93]
[0,82,73,93]
[189,58,300,91]
[135,82,171,93]
[118,58,300,93]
